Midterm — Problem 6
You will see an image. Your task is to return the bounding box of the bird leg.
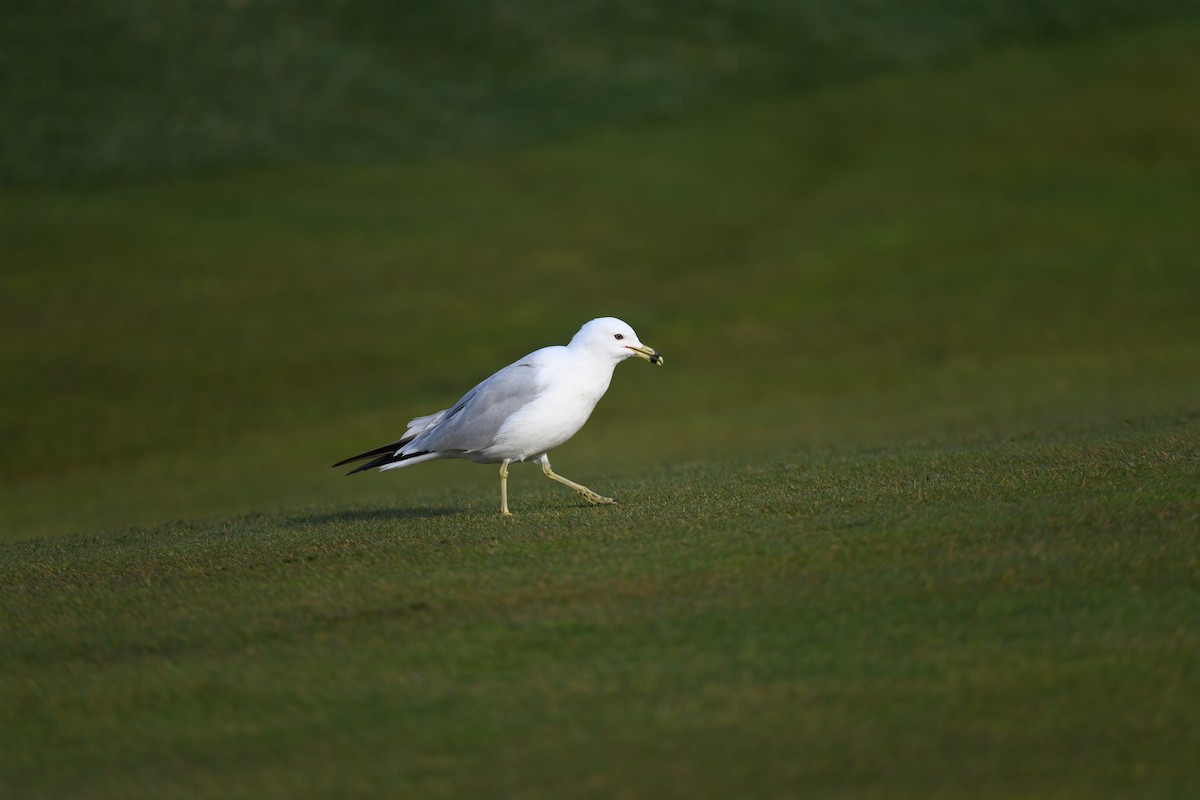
[499,460,512,516]
[540,456,617,506]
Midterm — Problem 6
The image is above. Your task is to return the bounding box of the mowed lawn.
[2,416,1197,798]
[2,21,1197,539]
[2,13,1199,800]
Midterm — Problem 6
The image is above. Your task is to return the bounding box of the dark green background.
[2,3,1198,797]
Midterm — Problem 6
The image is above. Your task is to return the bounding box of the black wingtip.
[332,436,415,470]
[342,449,433,475]
[345,459,382,476]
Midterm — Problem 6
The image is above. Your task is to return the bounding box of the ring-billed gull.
[333,317,663,515]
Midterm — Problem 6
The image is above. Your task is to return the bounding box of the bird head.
[572,317,664,366]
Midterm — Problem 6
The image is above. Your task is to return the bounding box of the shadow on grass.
[318,601,433,628]
[288,506,465,527]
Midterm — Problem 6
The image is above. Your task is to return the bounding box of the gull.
[333,317,664,515]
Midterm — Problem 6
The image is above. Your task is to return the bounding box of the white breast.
[481,355,615,462]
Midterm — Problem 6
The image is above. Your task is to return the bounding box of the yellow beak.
[627,344,664,365]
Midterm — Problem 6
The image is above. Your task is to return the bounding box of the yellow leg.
[540,457,616,506]
[499,460,513,516]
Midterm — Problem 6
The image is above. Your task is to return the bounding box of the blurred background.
[3,1,1199,539]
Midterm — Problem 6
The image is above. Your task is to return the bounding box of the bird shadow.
[287,506,464,528]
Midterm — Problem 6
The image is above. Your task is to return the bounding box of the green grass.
[5,0,1199,184]
[4,20,1199,540]
[3,5,1200,797]
[3,414,1198,798]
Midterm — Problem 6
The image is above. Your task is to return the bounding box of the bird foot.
[580,490,618,505]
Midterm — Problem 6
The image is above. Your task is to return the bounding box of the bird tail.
[333,409,450,474]
[332,436,432,475]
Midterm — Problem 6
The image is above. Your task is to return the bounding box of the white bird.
[333,317,664,515]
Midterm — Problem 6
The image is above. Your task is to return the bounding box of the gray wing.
[408,361,546,454]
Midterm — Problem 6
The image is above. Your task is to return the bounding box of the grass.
[3,4,1200,797]
[6,0,1199,184]
[3,414,1197,798]
[4,20,1199,540]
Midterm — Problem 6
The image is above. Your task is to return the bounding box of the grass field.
[3,3,1200,797]
[6,0,1199,185]
[3,415,1197,798]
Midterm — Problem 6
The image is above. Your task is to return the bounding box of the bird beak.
[627,344,664,365]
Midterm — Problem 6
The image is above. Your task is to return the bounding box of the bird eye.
[614,334,625,340]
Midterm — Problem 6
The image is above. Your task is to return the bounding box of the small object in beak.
[650,351,663,365]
